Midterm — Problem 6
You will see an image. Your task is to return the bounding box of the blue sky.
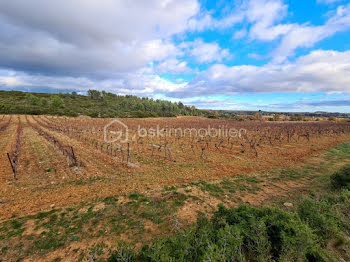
[0,0,350,112]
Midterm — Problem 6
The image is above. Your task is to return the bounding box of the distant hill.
[207,109,350,119]
[0,90,201,118]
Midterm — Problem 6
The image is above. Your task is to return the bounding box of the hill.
[0,90,201,118]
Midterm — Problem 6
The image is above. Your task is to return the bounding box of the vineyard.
[1,114,350,261]
[0,115,350,220]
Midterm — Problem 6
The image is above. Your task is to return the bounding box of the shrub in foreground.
[330,164,350,190]
[109,205,324,262]
[297,199,342,246]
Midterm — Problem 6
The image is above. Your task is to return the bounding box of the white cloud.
[187,11,245,31]
[184,39,232,63]
[170,50,350,97]
[0,76,23,87]
[0,0,199,76]
[246,0,294,41]
[0,0,199,44]
[186,0,294,42]
[233,28,247,39]
[273,3,350,62]
[155,59,192,74]
[199,0,350,62]
[0,68,187,96]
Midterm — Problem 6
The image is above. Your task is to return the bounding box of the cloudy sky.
[0,0,350,112]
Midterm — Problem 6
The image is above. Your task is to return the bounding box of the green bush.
[25,93,40,106]
[331,165,350,190]
[50,95,64,108]
[109,205,324,262]
[211,205,320,262]
[297,199,342,246]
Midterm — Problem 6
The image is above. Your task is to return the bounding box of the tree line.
[0,90,201,118]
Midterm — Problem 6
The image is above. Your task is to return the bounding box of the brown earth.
[0,115,350,221]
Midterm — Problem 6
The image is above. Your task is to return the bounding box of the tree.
[50,95,64,108]
[101,91,107,100]
[25,93,40,106]
[178,102,184,109]
[0,89,200,117]
[40,98,48,107]
[88,89,102,100]
[135,103,145,111]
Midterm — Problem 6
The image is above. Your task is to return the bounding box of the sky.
[0,0,350,112]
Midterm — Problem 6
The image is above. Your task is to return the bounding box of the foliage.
[0,90,201,118]
[25,93,40,106]
[109,182,350,262]
[297,199,342,246]
[50,95,64,108]
[108,205,329,262]
[330,164,350,190]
